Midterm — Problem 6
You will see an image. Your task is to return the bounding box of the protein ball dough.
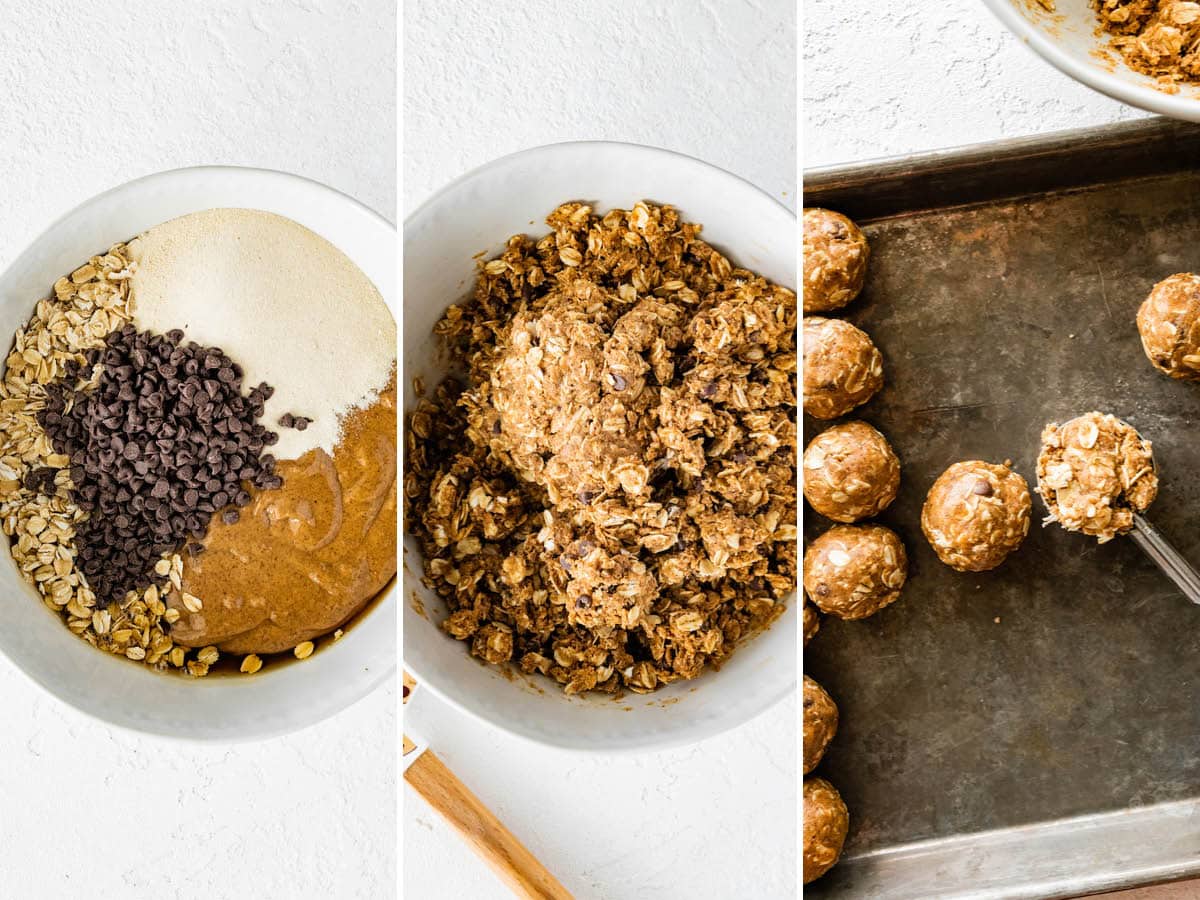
[804,777,849,884]
[804,524,907,620]
[803,675,838,774]
[802,317,884,420]
[804,601,820,646]
[803,421,900,522]
[803,208,870,314]
[921,460,1032,572]
[1036,411,1158,542]
[1137,273,1200,380]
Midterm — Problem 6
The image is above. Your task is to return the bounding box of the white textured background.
[0,2,396,898]
[804,0,1145,168]
[403,1,797,899]
[404,0,797,213]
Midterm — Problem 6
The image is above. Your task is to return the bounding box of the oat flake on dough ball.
[803,208,870,313]
[1137,273,1200,380]
[803,421,900,522]
[921,460,1031,572]
[803,675,838,774]
[804,777,849,884]
[802,317,884,420]
[803,523,907,620]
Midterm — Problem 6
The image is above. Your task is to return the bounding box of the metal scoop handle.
[1131,514,1200,606]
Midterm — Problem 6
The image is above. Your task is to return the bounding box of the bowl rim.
[405,139,795,226]
[980,0,1200,121]
[403,139,797,753]
[0,164,397,741]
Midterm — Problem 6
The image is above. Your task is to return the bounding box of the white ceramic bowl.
[0,167,396,741]
[403,142,796,752]
[984,0,1200,120]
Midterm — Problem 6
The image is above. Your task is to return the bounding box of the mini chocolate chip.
[38,326,283,602]
[576,595,591,609]
[972,480,993,497]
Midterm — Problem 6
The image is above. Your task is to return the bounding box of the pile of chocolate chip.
[38,325,283,603]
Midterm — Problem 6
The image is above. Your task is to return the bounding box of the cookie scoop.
[1037,411,1200,603]
[1036,412,1156,543]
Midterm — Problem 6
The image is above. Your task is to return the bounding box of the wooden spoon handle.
[405,747,574,900]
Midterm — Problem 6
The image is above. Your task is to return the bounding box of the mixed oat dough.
[921,460,1031,572]
[803,523,907,621]
[1094,1,1200,90]
[803,674,838,775]
[803,777,849,885]
[802,208,870,314]
[799,208,888,884]
[1137,272,1200,380]
[1036,411,1157,542]
[0,210,397,676]
[803,420,900,523]
[406,201,797,695]
[803,600,820,646]
[802,316,884,420]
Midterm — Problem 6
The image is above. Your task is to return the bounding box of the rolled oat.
[406,201,797,694]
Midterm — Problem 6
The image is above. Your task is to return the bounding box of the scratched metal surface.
[804,119,1200,897]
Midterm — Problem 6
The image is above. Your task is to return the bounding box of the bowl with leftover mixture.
[984,0,1200,120]
[0,167,396,740]
[403,142,797,752]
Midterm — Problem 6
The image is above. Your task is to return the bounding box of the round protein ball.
[1137,273,1200,380]
[804,777,849,884]
[803,208,870,313]
[803,675,838,774]
[803,421,900,522]
[803,524,907,620]
[921,460,1032,572]
[1037,411,1158,543]
[804,601,821,646]
[803,317,884,420]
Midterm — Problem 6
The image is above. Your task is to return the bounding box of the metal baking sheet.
[803,117,1200,899]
